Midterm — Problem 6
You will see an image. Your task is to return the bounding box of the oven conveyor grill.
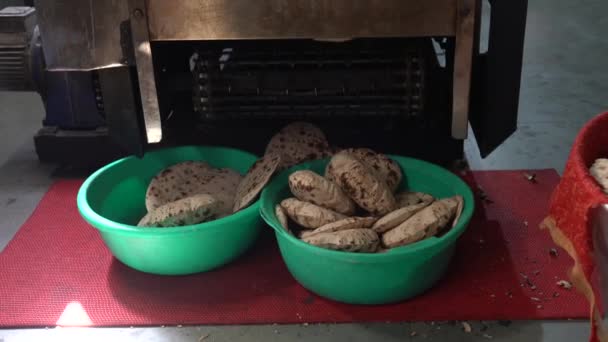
[191,39,429,120]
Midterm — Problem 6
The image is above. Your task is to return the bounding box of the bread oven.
[0,0,527,166]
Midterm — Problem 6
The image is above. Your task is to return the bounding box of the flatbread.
[275,204,291,235]
[195,168,242,217]
[395,191,435,208]
[145,161,242,216]
[325,152,396,216]
[302,229,380,253]
[288,170,356,215]
[590,158,608,194]
[233,153,282,212]
[451,195,465,228]
[300,216,377,239]
[340,148,402,192]
[145,161,209,211]
[280,197,346,229]
[371,202,431,233]
[265,122,331,170]
[138,194,219,227]
[381,196,462,248]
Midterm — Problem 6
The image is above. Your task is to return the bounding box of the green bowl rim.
[260,155,475,261]
[77,145,261,236]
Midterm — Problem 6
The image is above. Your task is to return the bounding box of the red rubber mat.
[0,170,587,327]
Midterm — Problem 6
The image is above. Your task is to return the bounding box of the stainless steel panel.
[35,0,129,70]
[146,0,457,41]
[128,0,162,144]
[34,0,458,68]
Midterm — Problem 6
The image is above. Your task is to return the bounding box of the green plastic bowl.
[260,156,475,304]
[77,146,263,275]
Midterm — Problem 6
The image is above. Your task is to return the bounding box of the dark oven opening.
[151,38,462,165]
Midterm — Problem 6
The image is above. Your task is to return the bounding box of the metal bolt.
[133,8,144,19]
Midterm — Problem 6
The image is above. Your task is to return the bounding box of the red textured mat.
[0,170,587,327]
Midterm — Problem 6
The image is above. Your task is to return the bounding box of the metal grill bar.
[192,40,426,120]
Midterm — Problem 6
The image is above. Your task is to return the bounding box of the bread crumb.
[477,187,493,204]
[523,172,537,183]
[557,280,572,289]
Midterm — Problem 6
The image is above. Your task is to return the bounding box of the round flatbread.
[339,148,402,192]
[590,158,608,194]
[450,195,465,228]
[265,122,331,170]
[280,197,346,229]
[195,168,242,216]
[300,216,378,239]
[325,152,396,216]
[302,229,379,253]
[275,204,291,235]
[146,161,242,216]
[288,170,356,215]
[233,153,282,212]
[138,194,219,227]
[395,191,435,208]
[371,202,430,233]
[382,196,463,248]
[146,161,209,211]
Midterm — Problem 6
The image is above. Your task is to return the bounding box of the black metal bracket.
[470,0,528,157]
[98,67,145,157]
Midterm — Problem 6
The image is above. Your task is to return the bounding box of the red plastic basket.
[542,111,608,342]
